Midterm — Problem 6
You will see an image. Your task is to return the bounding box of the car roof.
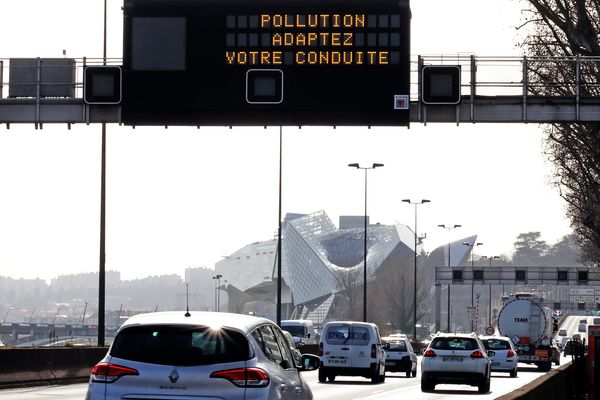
[381,336,408,342]
[323,321,377,327]
[432,332,479,339]
[479,335,511,341]
[119,311,273,334]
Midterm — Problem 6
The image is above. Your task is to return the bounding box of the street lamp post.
[482,256,500,327]
[212,274,223,312]
[402,199,430,341]
[463,241,483,332]
[437,224,461,332]
[348,162,384,322]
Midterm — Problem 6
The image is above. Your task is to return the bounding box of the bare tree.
[520,0,600,265]
[335,268,363,321]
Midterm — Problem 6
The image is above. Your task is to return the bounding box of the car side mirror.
[299,354,320,371]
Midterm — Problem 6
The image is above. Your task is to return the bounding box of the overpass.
[1,55,599,126]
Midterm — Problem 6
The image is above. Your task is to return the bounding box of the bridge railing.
[411,55,600,101]
[0,57,121,101]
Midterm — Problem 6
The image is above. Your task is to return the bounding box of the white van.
[281,320,316,346]
[318,321,386,383]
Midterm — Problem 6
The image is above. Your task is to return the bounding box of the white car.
[381,335,417,377]
[86,311,320,400]
[318,321,386,383]
[421,332,491,393]
[480,336,518,377]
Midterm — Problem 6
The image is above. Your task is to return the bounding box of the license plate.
[327,358,347,365]
[492,362,500,366]
[442,356,463,362]
[385,361,395,366]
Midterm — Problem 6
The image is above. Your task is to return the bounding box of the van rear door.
[322,323,352,368]
[350,325,373,369]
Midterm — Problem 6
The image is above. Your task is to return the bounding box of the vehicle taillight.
[371,344,377,358]
[210,367,269,388]
[507,349,515,358]
[471,350,485,358]
[318,342,323,356]
[423,349,436,357]
[91,363,139,383]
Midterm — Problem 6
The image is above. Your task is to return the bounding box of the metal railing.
[412,55,600,100]
[0,57,121,101]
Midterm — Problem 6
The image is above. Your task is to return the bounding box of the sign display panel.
[122,0,411,126]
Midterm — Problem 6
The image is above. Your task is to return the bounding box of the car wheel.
[421,378,434,392]
[318,368,327,383]
[478,375,490,393]
[328,374,335,383]
[510,367,518,378]
[406,371,411,378]
[412,370,417,378]
[379,369,386,383]
[371,366,380,383]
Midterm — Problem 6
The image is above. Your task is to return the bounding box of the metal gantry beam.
[435,265,600,286]
[2,55,600,126]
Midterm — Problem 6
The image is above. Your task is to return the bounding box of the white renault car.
[480,335,519,377]
[421,332,491,393]
[318,321,386,383]
[381,335,417,377]
[86,311,320,400]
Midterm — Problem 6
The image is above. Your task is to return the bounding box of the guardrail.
[0,347,108,389]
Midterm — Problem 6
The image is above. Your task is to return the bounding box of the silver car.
[86,311,319,400]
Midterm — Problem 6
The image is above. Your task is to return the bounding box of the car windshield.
[282,326,305,337]
[482,339,511,350]
[111,325,251,366]
[431,337,479,351]
[385,340,407,352]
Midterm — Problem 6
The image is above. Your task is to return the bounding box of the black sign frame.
[122,0,411,126]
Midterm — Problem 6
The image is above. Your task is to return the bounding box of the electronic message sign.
[122,0,411,126]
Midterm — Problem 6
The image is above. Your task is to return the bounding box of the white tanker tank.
[496,293,558,371]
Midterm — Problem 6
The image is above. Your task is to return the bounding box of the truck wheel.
[537,362,551,372]
[328,374,336,382]
[406,371,411,378]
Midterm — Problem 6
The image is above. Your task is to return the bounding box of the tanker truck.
[496,293,559,371]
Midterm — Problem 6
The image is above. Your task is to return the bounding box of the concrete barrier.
[0,347,108,389]
[496,359,587,400]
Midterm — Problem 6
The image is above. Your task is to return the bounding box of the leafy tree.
[512,232,549,265]
[520,0,600,265]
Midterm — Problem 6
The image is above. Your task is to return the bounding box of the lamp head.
[348,163,360,168]
[421,199,431,204]
[402,199,411,203]
[372,163,384,168]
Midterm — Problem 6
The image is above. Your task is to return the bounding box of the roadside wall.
[496,358,587,400]
[0,347,108,388]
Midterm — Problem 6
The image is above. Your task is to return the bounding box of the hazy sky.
[0,0,571,282]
